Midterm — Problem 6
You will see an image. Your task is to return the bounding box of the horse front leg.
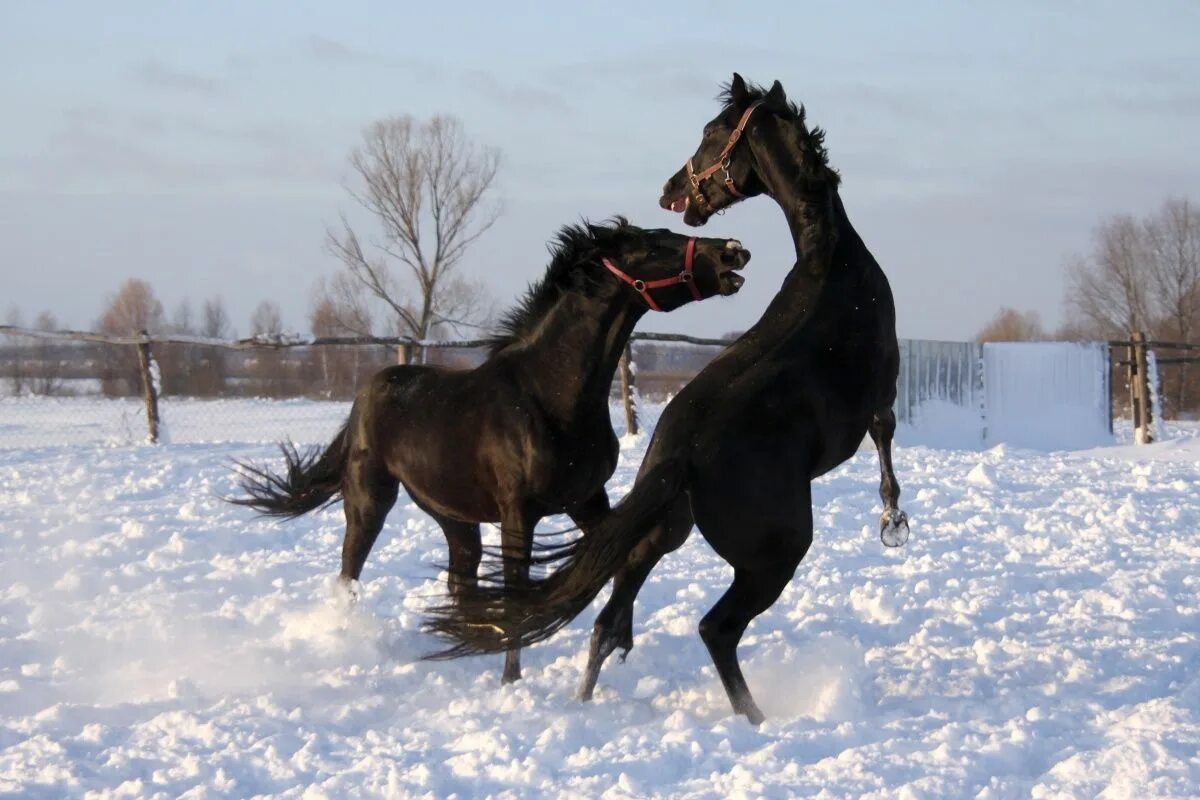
[499,504,536,684]
[869,407,909,547]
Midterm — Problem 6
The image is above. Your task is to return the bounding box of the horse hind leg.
[338,456,400,595]
[567,489,611,536]
[697,557,800,726]
[432,516,482,601]
[579,496,692,701]
[870,407,909,547]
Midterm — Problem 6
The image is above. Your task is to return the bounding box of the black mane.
[487,216,633,355]
[718,79,837,181]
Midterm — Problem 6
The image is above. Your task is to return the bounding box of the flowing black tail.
[230,420,351,519]
[421,457,687,658]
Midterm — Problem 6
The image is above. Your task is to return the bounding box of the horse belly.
[688,431,814,570]
[398,459,502,523]
[375,417,501,523]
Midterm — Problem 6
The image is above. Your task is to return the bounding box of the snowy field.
[1,399,1198,798]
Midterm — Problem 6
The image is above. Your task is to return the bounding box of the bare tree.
[171,300,195,334]
[158,299,198,396]
[1062,197,1200,416]
[201,296,232,339]
[195,296,230,396]
[309,275,374,338]
[1052,317,1107,341]
[975,307,1046,343]
[250,300,284,338]
[95,279,165,396]
[98,278,164,336]
[3,306,26,396]
[247,300,287,396]
[1143,197,1200,411]
[30,311,64,395]
[326,114,500,341]
[1064,214,1151,337]
[1144,196,1200,339]
[308,290,352,398]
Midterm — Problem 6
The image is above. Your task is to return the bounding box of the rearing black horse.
[423,75,908,723]
[234,217,749,683]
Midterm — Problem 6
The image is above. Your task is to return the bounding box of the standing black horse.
[234,217,750,683]
[423,75,908,723]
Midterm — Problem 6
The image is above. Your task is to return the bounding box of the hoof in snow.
[880,509,910,547]
[332,577,363,631]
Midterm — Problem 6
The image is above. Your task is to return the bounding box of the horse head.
[590,221,751,309]
[658,72,798,226]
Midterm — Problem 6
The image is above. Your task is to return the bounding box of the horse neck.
[745,130,845,340]
[513,286,643,421]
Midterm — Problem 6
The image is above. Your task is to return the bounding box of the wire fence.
[0,326,732,448]
[3,325,1165,450]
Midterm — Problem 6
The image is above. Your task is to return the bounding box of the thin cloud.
[11,107,340,193]
[303,35,373,64]
[133,60,225,96]
[459,70,573,114]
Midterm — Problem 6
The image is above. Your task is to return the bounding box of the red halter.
[685,100,764,211]
[602,237,702,312]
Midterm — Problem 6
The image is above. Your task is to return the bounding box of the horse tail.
[230,419,352,519]
[422,457,687,658]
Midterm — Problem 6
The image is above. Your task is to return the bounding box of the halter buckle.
[632,279,646,292]
[678,270,692,282]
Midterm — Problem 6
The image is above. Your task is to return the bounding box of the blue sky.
[2,1,1198,339]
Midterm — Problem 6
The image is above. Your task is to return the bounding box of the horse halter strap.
[685,100,764,208]
[602,237,702,312]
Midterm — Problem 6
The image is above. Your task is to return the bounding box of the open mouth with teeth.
[661,191,718,227]
[717,240,750,295]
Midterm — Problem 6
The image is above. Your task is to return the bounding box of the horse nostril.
[719,244,750,266]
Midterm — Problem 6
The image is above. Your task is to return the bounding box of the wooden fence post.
[1127,336,1138,437]
[619,342,638,436]
[397,341,410,365]
[1131,331,1154,444]
[135,330,161,444]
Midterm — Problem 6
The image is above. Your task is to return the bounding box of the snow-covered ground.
[0,400,1197,798]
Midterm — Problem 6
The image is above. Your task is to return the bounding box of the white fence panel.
[982,342,1112,449]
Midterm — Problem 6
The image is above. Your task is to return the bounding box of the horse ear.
[765,80,787,109]
[588,221,620,248]
[730,72,749,105]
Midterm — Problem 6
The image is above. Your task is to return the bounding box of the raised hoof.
[880,509,910,547]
